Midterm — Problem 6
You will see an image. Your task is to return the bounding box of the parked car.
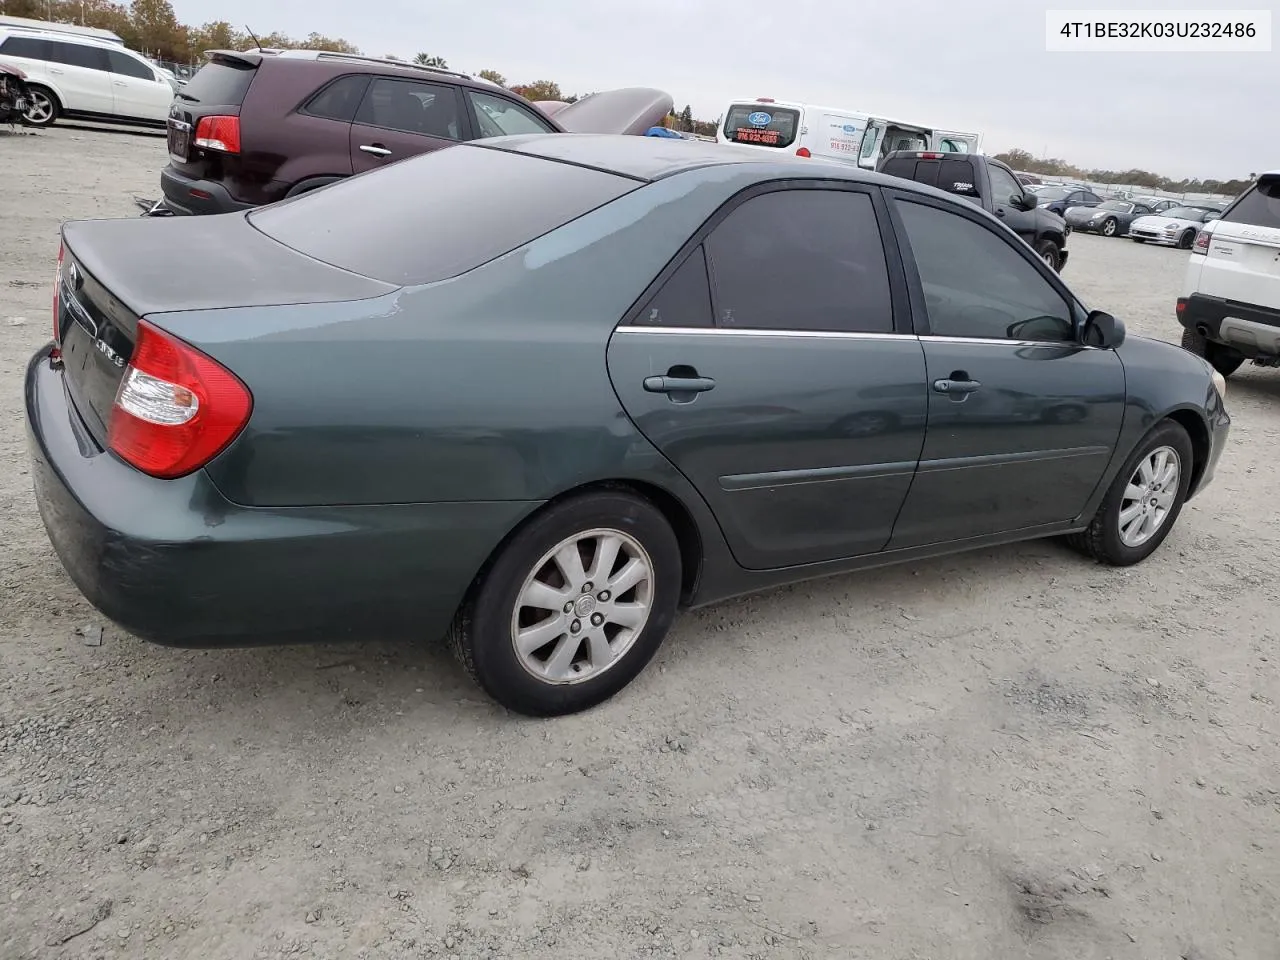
[26,135,1230,716]
[158,48,671,216]
[0,59,32,124]
[1014,171,1042,185]
[1030,184,1104,216]
[1131,195,1179,214]
[1177,171,1280,376]
[1064,198,1156,237]
[0,24,174,126]
[1128,205,1222,248]
[877,150,1070,271]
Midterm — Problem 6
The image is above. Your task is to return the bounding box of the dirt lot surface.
[2,126,1279,960]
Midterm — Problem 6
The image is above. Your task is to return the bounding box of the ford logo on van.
[747,111,772,127]
[842,124,857,133]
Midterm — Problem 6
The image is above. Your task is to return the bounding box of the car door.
[44,39,113,114]
[349,76,468,174]
[464,89,556,138]
[607,184,929,571]
[104,47,170,122]
[883,190,1126,549]
[986,161,1036,245]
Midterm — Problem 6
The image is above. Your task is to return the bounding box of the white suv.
[1178,172,1280,377]
[0,27,174,127]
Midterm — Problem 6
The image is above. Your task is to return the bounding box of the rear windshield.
[248,144,639,285]
[179,58,255,104]
[1221,179,1280,229]
[723,104,799,148]
[880,157,982,202]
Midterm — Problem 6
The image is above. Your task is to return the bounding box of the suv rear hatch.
[719,102,802,150]
[1196,173,1280,310]
[165,51,260,177]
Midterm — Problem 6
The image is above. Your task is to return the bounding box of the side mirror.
[1081,310,1125,349]
[1010,191,1037,211]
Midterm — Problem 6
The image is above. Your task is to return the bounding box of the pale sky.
[172,0,1273,181]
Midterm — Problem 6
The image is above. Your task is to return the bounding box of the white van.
[0,22,174,127]
[715,97,980,169]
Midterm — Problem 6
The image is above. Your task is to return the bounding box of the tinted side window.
[1133,205,1152,215]
[0,36,51,59]
[986,164,1022,207]
[301,75,369,122]
[704,189,894,334]
[941,158,981,201]
[633,246,713,327]
[356,78,460,139]
[467,91,555,138]
[106,49,155,80]
[48,40,108,71]
[1222,181,1280,229]
[896,200,1073,342]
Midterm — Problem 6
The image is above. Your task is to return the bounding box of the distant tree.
[678,104,693,132]
[186,19,247,55]
[124,0,185,59]
[414,52,448,68]
[478,68,506,86]
[509,80,562,102]
[303,32,359,53]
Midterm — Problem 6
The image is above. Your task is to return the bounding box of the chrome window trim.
[614,326,1104,349]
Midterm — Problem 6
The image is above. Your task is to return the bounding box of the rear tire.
[1066,420,1193,566]
[1034,238,1062,272]
[21,85,58,127]
[449,491,682,717]
[1179,327,1245,377]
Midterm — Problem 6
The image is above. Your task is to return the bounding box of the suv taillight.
[1192,230,1210,255]
[108,321,252,479]
[51,241,64,360]
[194,115,241,153]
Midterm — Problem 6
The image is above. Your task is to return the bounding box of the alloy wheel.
[23,90,53,125]
[510,528,654,684]
[1117,445,1180,547]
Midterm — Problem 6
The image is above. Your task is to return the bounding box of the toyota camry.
[26,134,1231,716]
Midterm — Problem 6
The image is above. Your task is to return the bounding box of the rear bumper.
[1177,293,1280,357]
[159,165,255,216]
[25,346,536,647]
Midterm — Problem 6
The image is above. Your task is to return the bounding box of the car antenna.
[245,24,264,51]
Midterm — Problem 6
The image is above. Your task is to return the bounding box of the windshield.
[1097,200,1131,212]
[722,104,800,148]
[1164,207,1210,221]
[1035,186,1072,200]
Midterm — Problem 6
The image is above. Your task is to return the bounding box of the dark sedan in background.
[1032,183,1104,216]
[1065,198,1156,237]
[26,135,1231,717]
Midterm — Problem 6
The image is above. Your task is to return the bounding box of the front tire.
[21,85,58,127]
[449,491,682,717]
[1101,217,1118,237]
[1066,420,1193,566]
[1180,327,1245,377]
[1034,238,1062,272]
[1178,229,1196,249]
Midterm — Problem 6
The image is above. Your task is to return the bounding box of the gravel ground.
[2,126,1279,960]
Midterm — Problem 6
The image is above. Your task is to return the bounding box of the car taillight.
[108,320,252,480]
[51,241,64,360]
[1192,231,1210,254]
[194,115,241,153]
[1176,298,1187,315]
[796,147,811,157]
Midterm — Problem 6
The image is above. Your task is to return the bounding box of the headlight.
[1211,369,1227,401]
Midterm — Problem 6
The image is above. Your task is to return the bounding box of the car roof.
[0,25,124,49]
[212,48,502,88]
[478,132,891,184]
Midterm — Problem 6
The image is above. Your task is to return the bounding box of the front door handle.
[932,377,982,395]
[359,144,392,157]
[644,375,716,394]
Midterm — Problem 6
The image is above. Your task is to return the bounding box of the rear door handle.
[49,67,65,74]
[113,80,127,86]
[359,144,392,156]
[932,377,981,395]
[643,375,716,394]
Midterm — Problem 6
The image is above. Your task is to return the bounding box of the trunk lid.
[56,213,395,446]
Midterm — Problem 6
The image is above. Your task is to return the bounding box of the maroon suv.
[161,50,671,216]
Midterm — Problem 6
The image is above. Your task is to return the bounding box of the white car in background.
[1128,204,1224,249]
[0,24,174,127]
[1177,172,1280,376]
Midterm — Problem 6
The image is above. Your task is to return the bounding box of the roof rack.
[309,51,474,81]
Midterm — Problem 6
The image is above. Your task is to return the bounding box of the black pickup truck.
[877,151,1070,272]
